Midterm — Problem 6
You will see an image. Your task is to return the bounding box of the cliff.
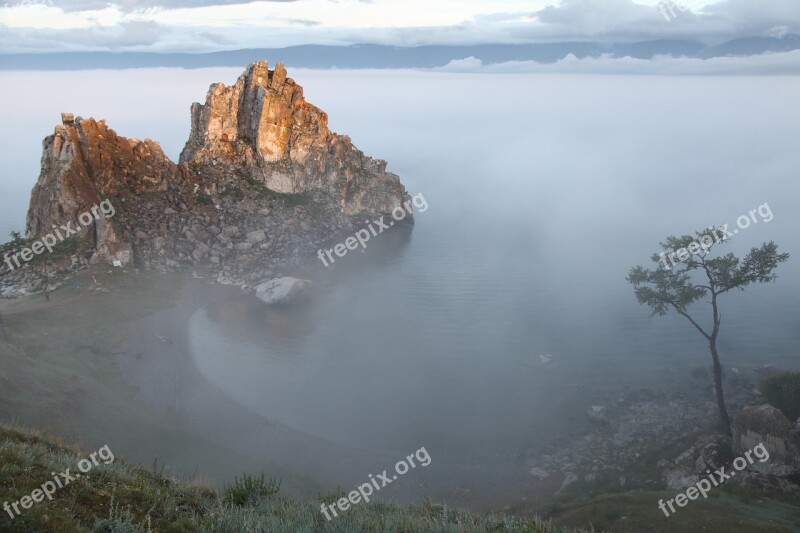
[17,61,411,287]
[25,114,187,267]
[180,61,405,217]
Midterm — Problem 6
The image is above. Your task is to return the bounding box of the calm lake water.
[2,69,799,504]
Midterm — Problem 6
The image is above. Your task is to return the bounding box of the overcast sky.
[0,0,798,53]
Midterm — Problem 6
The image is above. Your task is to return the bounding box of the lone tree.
[627,228,789,436]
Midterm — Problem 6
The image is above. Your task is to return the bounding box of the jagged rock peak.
[180,61,312,166]
[26,115,184,266]
[180,60,408,216]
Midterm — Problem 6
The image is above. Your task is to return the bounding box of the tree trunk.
[709,340,732,436]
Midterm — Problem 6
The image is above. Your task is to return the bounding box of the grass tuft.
[222,473,281,506]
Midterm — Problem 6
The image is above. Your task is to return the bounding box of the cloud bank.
[0,0,797,54]
[439,50,800,75]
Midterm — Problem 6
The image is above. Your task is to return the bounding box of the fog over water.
[1,69,798,505]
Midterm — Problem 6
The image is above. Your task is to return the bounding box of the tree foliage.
[628,228,788,338]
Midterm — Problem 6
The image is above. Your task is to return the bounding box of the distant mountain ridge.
[1,35,798,70]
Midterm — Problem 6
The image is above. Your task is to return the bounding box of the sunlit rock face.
[21,60,412,282]
[180,60,409,217]
[25,116,177,266]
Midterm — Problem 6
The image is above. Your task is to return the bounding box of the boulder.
[254,277,311,305]
[732,404,800,476]
[222,226,239,238]
[246,230,266,244]
[192,242,211,261]
[662,435,732,490]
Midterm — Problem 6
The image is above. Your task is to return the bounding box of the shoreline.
[111,269,544,509]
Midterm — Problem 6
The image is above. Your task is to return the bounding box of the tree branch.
[671,302,711,341]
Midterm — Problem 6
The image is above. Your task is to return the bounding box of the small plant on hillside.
[761,372,800,422]
[222,473,280,506]
[92,492,152,533]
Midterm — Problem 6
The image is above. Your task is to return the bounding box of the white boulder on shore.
[254,277,311,305]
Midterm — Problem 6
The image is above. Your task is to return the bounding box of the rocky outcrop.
[25,116,184,266]
[520,364,796,498]
[523,386,721,496]
[732,404,800,476]
[657,404,800,497]
[661,435,732,490]
[180,61,408,217]
[14,60,412,288]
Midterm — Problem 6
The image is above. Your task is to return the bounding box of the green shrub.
[195,194,215,206]
[222,473,280,506]
[761,372,800,422]
[0,230,85,269]
[220,186,244,202]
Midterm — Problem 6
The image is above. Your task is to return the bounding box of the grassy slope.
[540,491,800,533]
[0,423,592,533]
